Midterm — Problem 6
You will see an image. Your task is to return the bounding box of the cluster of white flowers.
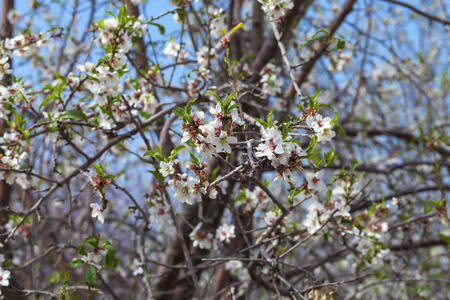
[181,102,243,159]
[306,112,336,144]
[78,64,158,129]
[190,222,236,249]
[258,0,294,21]
[260,63,284,95]
[303,177,353,234]
[196,46,217,69]
[0,32,47,59]
[0,146,30,189]
[255,126,305,181]
[225,260,250,281]
[95,16,147,54]
[208,8,226,39]
[130,89,158,116]
[81,64,123,109]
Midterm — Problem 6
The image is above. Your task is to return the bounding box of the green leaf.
[318,102,334,109]
[39,95,55,110]
[61,271,71,286]
[326,188,332,202]
[228,103,241,112]
[189,151,200,166]
[287,188,302,203]
[169,145,185,161]
[334,123,346,135]
[187,68,198,78]
[253,117,269,128]
[206,91,223,106]
[185,98,197,115]
[282,123,290,140]
[305,135,318,154]
[309,89,322,108]
[143,150,166,162]
[149,22,165,35]
[59,110,89,123]
[104,11,116,19]
[103,174,116,180]
[172,107,186,118]
[67,258,85,268]
[92,164,104,178]
[210,166,220,182]
[324,149,338,166]
[331,112,339,124]
[267,107,274,126]
[124,26,140,36]
[364,248,375,264]
[86,265,97,288]
[235,189,246,202]
[312,28,330,38]
[349,159,359,172]
[104,247,119,268]
[335,35,346,50]
[341,219,352,227]
[148,170,165,183]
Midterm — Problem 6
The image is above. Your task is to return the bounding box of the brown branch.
[389,237,447,251]
[381,0,450,26]
[351,185,450,212]
[341,126,450,157]
[251,0,265,53]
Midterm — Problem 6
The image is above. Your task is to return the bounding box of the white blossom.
[159,160,178,177]
[258,0,294,21]
[216,223,236,243]
[305,171,326,192]
[0,267,10,287]
[90,203,105,224]
[163,37,181,60]
[190,222,214,250]
[130,258,144,276]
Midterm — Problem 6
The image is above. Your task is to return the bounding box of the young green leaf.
[169,145,185,161]
[185,98,197,115]
[172,107,186,118]
[59,110,89,123]
[86,265,97,288]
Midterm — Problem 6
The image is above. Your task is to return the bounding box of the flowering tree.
[0,0,449,299]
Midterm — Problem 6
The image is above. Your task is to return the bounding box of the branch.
[351,185,450,212]
[381,0,450,26]
[389,237,447,251]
